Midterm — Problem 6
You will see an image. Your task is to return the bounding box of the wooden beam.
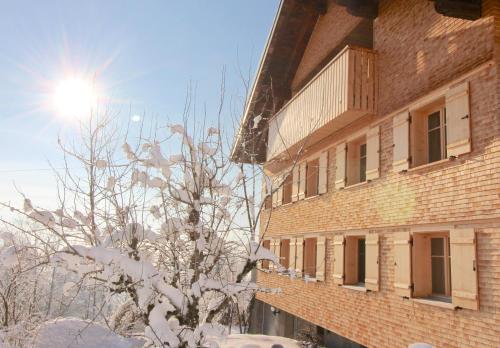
[334,0,379,19]
[432,0,482,20]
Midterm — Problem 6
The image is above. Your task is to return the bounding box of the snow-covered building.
[232,1,500,347]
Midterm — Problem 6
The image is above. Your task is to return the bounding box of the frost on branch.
[5,121,279,348]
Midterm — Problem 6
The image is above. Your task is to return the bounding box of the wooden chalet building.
[232,0,500,347]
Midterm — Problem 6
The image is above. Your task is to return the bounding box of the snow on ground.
[212,334,300,348]
[33,318,144,348]
[32,317,299,348]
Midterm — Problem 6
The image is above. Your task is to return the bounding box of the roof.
[230,0,325,163]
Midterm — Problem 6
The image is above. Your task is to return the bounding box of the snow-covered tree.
[1,111,279,347]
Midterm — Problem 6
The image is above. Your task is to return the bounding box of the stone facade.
[254,1,500,347]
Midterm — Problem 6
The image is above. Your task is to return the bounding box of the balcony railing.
[267,46,376,160]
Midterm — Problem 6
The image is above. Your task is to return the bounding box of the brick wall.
[257,1,500,347]
[257,225,500,348]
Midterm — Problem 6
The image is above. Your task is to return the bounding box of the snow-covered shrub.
[1,116,280,347]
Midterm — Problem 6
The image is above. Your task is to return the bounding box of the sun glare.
[53,77,97,119]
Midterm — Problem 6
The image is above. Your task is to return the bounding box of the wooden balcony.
[267,46,377,160]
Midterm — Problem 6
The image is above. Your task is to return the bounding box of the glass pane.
[428,128,442,163]
[360,143,367,158]
[428,111,441,130]
[358,239,365,283]
[359,144,367,182]
[432,257,446,294]
[431,238,444,256]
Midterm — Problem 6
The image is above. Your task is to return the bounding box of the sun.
[53,77,97,119]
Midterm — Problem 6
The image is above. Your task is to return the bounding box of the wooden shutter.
[393,231,412,297]
[304,238,317,277]
[280,239,290,269]
[412,234,432,297]
[276,175,283,206]
[295,237,304,277]
[365,234,379,291]
[450,228,478,310]
[366,126,380,181]
[392,110,410,172]
[316,236,326,281]
[261,179,267,209]
[318,152,328,194]
[271,176,278,208]
[344,237,358,284]
[298,163,306,200]
[289,238,297,271]
[332,235,345,285]
[291,165,300,202]
[335,143,347,190]
[446,82,471,157]
[261,240,271,270]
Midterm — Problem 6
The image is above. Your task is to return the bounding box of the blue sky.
[0,0,278,206]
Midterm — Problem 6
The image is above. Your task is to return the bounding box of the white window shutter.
[366,126,380,181]
[392,110,410,172]
[332,235,345,285]
[291,165,300,202]
[450,228,478,310]
[271,238,280,270]
[295,237,304,277]
[393,231,412,298]
[276,175,283,206]
[446,82,471,157]
[298,163,306,200]
[289,238,297,271]
[365,233,379,291]
[335,143,347,190]
[318,152,328,194]
[271,176,278,208]
[316,236,326,281]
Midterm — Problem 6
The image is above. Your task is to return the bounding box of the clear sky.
[0,0,279,207]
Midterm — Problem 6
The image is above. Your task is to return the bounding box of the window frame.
[426,108,447,163]
[344,235,366,287]
[412,231,452,302]
[410,99,448,168]
[346,135,367,186]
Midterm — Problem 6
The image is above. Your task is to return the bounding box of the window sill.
[405,158,451,173]
[304,194,320,201]
[412,298,455,310]
[343,181,368,190]
[342,285,367,292]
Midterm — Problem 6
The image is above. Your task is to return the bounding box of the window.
[303,237,317,278]
[261,240,271,270]
[282,174,293,204]
[280,239,290,269]
[305,159,319,197]
[346,136,367,186]
[412,232,452,302]
[411,101,447,167]
[344,236,366,286]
